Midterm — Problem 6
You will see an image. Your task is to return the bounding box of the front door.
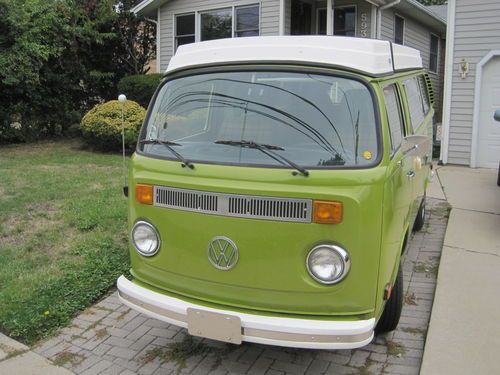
[477,56,500,168]
[291,0,312,35]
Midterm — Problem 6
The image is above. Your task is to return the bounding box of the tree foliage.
[0,0,156,143]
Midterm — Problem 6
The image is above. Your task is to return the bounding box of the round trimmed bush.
[80,100,146,150]
[117,74,163,108]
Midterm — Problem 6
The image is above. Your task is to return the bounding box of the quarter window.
[429,34,439,73]
[417,75,430,115]
[394,15,404,45]
[404,78,425,132]
[383,85,404,154]
[175,14,195,49]
[235,5,260,37]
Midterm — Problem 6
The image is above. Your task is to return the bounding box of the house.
[132,0,446,119]
[440,0,500,168]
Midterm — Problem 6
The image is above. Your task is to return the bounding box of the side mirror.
[401,135,431,157]
[494,109,500,122]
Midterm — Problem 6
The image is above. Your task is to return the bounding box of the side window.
[383,84,404,155]
[403,77,425,132]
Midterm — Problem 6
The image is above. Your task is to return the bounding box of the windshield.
[140,71,379,168]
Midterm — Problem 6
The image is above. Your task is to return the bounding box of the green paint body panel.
[126,66,433,323]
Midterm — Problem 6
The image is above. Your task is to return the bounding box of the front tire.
[375,264,403,334]
[413,196,426,232]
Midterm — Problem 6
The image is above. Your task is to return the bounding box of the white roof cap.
[166,36,422,76]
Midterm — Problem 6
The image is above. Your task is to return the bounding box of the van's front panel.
[128,157,385,317]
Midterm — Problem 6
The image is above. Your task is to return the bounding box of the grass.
[0,140,130,345]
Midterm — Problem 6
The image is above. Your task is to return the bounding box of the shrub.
[80,100,146,150]
[117,73,163,108]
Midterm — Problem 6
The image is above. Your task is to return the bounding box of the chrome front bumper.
[117,276,375,349]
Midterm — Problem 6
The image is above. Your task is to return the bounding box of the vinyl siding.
[380,8,443,122]
[447,0,500,165]
[158,0,280,71]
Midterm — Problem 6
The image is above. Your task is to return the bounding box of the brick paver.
[34,198,449,375]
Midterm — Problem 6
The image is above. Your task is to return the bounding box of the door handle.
[407,170,416,178]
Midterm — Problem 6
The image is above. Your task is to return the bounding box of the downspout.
[376,0,401,39]
[145,10,160,73]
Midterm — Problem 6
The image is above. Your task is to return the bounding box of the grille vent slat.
[154,186,312,223]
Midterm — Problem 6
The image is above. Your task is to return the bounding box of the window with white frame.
[175,14,195,50]
[429,34,439,73]
[235,5,260,37]
[317,7,356,36]
[394,15,404,45]
[174,5,260,51]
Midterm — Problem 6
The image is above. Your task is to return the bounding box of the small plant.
[404,292,418,305]
[386,340,407,356]
[80,100,146,151]
[142,335,213,373]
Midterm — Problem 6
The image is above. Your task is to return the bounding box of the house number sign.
[360,13,368,37]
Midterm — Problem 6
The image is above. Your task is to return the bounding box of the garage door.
[477,56,500,168]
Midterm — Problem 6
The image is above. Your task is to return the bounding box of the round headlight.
[132,221,160,257]
[306,245,350,284]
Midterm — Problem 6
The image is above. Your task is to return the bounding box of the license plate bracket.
[187,308,242,344]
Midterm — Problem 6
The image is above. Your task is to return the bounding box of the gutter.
[376,0,401,39]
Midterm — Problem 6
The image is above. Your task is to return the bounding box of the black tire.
[375,264,403,334]
[413,196,426,232]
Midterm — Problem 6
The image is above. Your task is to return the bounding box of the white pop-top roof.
[166,36,423,76]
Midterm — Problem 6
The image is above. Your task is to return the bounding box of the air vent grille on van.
[154,186,312,223]
[423,73,435,106]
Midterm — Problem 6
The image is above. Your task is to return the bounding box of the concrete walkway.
[0,333,72,374]
[421,166,500,375]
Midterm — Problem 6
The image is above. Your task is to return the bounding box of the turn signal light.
[135,184,153,205]
[313,201,343,224]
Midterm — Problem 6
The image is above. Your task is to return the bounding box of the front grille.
[154,186,312,223]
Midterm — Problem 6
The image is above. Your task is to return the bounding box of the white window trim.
[429,32,439,74]
[172,3,260,55]
[316,5,357,36]
[394,14,405,45]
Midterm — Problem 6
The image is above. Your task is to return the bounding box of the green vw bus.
[117,36,433,349]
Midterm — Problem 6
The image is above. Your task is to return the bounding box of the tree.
[0,0,156,143]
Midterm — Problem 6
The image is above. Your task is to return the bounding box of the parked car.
[117,36,433,349]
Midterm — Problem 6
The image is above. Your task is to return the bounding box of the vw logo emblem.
[207,236,238,270]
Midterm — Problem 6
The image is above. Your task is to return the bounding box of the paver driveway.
[34,198,449,375]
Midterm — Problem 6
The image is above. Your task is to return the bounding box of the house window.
[175,14,195,49]
[200,8,233,41]
[334,7,356,36]
[394,15,404,45]
[235,5,260,37]
[429,34,439,72]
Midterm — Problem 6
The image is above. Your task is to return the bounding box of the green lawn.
[0,140,130,344]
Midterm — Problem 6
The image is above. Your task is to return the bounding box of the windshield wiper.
[215,140,309,177]
[139,139,194,169]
